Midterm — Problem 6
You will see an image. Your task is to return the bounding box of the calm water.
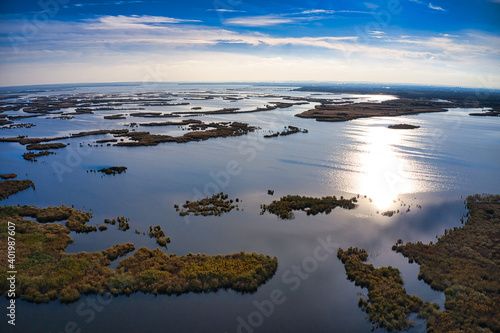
[1,83,499,333]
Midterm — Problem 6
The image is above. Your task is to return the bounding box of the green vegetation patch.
[176,192,239,217]
[14,205,96,233]
[0,206,279,303]
[261,195,357,219]
[263,125,308,138]
[0,179,35,201]
[337,247,426,332]
[393,194,500,332]
[98,166,127,175]
[22,151,55,162]
[148,225,171,248]
[0,173,17,180]
[115,248,278,294]
[388,124,420,129]
[26,142,67,150]
[0,213,134,303]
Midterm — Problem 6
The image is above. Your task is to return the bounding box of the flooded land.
[0,83,499,333]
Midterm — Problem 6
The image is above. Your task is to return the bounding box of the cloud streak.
[428,3,446,11]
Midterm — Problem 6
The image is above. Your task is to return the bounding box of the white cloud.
[207,9,246,13]
[409,0,446,11]
[428,3,446,11]
[85,15,201,30]
[364,3,379,10]
[224,15,294,27]
[299,9,335,14]
[0,15,498,88]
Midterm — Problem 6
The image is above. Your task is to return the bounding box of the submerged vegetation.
[260,195,357,219]
[393,194,500,332]
[0,205,279,303]
[0,179,35,201]
[177,192,239,217]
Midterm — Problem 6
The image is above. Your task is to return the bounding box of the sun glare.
[357,126,413,210]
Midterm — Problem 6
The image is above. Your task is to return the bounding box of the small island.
[23,151,55,162]
[469,109,500,117]
[176,192,239,217]
[261,195,357,219]
[26,142,67,150]
[296,98,449,122]
[263,125,308,138]
[148,225,171,247]
[388,124,420,129]
[98,166,127,175]
[0,173,17,180]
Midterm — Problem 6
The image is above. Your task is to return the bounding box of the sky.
[0,0,499,88]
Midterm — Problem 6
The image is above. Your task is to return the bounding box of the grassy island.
[148,225,171,247]
[26,142,67,150]
[22,151,55,162]
[0,205,279,303]
[176,192,239,217]
[388,124,420,129]
[115,122,257,147]
[10,205,96,233]
[104,114,126,120]
[98,166,127,175]
[260,195,357,219]
[115,248,278,294]
[392,194,500,332]
[0,173,17,180]
[296,98,448,122]
[337,247,426,332]
[263,126,308,138]
[0,179,35,200]
[469,110,500,117]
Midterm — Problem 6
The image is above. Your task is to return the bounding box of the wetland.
[1,82,499,333]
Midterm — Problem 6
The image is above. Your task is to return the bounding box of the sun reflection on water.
[356,126,413,210]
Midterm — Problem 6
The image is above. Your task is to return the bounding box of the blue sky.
[0,0,499,87]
